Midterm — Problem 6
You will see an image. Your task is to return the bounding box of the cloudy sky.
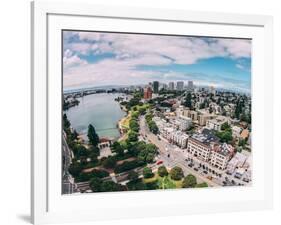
[63,31,251,93]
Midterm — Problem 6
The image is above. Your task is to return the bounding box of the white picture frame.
[31,1,274,224]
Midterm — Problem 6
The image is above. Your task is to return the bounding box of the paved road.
[139,116,218,187]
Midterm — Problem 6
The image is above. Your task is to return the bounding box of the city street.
[139,116,218,187]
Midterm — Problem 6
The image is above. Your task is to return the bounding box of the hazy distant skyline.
[63,31,251,93]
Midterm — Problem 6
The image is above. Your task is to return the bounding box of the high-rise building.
[168,82,175,90]
[153,81,159,93]
[162,83,168,90]
[176,81,184,91]
[187,81,194,90]
[143,87,153,99]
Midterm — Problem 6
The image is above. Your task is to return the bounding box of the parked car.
[156,160,163,165]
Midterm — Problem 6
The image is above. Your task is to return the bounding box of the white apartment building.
[175,105,184,117]
[198,113,214,126]
[187,130,218,162]
[161,127,174,140]
[206,116,229,131]
[177,115,192,131]
[209,143,234,170]
[187,129,234,170]
[170,131,189,148]
[232,125,242,138]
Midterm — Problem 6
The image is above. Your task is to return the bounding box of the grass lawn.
[158,176,176,189]
[120,112,131,129]
[143,174,159,183]
[143,174,183,189]
[174,179,183,188]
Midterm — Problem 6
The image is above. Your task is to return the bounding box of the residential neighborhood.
[62,80,252,194]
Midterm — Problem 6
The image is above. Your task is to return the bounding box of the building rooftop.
[212,143,234,157]
[191,128,219,146]
[240,129,250,139]
[207,116,228,124]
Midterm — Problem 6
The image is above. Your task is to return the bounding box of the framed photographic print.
[31,1,273,224]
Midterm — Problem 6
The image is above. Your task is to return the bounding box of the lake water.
[65,93,126,140]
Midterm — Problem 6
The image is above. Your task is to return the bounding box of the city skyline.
[63,31,251,93]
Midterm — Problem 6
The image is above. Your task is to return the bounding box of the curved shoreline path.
[65,93,127,140]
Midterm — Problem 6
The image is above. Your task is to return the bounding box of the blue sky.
[63,31,251,93]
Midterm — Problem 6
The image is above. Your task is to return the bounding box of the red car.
[156,160,163,165]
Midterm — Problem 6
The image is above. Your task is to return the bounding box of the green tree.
[182,174,197,188]
[100,181,121,192]
[148,120,159,134]
[137,143,157,163]
[221,122,231,131]
[145,113,153,122]
[195,182,208,188]
[238,139,247,147]
[87,124,99,146]
[111,141,125,156]
[143,167,154,178]
[216,130,233,143]
[89,177,102,192]
[73,144,89,158]
[184,92,192,108]
[91,169,109,178]
[128,131,138,142]
[68,163,83,177]
[129,119,139,132]
[138,107,146,115]
[235,99,244,119]
[75,172,91,182]
[102,156,117,169]
[158,165,168,177]
[127,171,139,182]
[89,145,100,156]
[63,113,70,129]
[170,166,184,181]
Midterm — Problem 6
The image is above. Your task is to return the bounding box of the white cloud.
[72,32,251,63]
[63,31,251,90]
[216,39,251,58]
[63,51,87,69]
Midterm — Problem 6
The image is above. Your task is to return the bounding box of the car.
[188,163,193,167]
[156,160,163,165]
[203,170,208,174]
[194,167,199,171]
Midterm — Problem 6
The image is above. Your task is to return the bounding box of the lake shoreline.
[64,93,127,142]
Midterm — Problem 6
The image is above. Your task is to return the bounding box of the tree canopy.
[143,167,154,178]
[183,92,192,108]
[182,174,197,188]
[158,165,168,177]
[87,124,99,146]
[170,166,184,181]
